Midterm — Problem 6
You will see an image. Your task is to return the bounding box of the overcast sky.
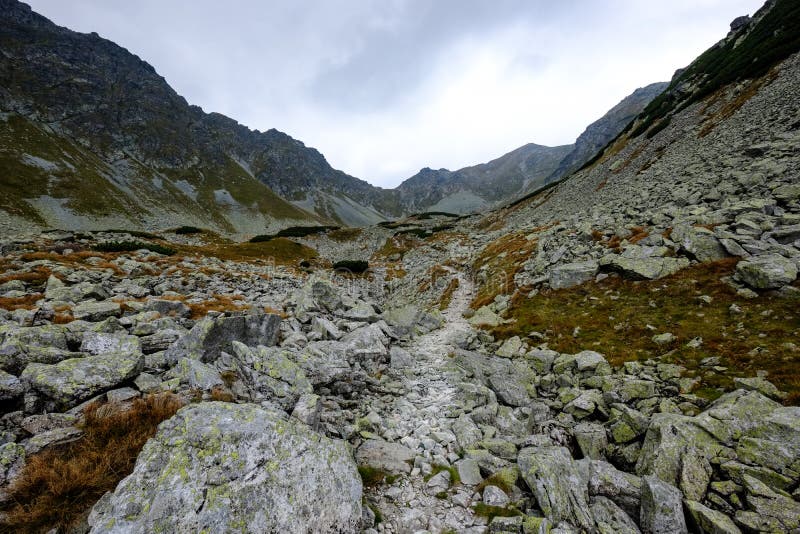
[27,0,764,188]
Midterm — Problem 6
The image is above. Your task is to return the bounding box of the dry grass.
[0,293,43,311]
[471,232,540,309]
[326,228,363,242]
[210,386,236,403]
[0,393,184,533]
[439,278,460,311]
[493,259,800,403]
[374,234,418,259]
[0,267,52,286]
[698,69,779,138]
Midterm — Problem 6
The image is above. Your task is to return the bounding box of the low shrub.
[173,225,204,235]
[0,393,184,532]
[93,240,176,256]
[332,260,369,273]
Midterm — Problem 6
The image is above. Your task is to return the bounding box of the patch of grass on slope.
[492,259,800,404]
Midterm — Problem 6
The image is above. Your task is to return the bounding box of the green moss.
[94,240,176,255]
[357,466,391,487]
[472,503,523,520]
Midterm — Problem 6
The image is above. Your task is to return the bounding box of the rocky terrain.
[0,0,799,533]
[0,0,668,235]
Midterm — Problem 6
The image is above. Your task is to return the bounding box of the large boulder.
[382,304,442,339]
[604,256,690,280]
[165,312,281,365]
[22,352,143,409]
[640,476,688,534]
[549,261,599,289]
[88,402,362,533]
[226,342,312,409]
[517,446,594,531]
[671,225,728,262]
[735,253,798,289]
[355,439,415,475]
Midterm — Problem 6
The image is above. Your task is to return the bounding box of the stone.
[24,426,83,455]
[456,458,483,485]
[605,256,690,280]
[672,225,728,262]
[453,414,483,451]
[144,299,191,318]
[0,442,25,486]
[88,402,362,533]
[549,261,599,289]
[22,351,144,409]
[652,332,676,345]
[684,500,741,534]
[165,312,281,364]
[732,376,786,400]
[80,331,141,355]
[133,372,161,393]
[0,368,25,400]
[517,446,593,530]
[574,422,608,460]
[356,439,415,475]
[72,300,121,322]
[340,324,389,357]
[591,496,641,534]
[105,387,139,403]
[469,306,503,327]
[164,357,224,390]
[574,350,609,373]
[773,183,800,203]
[389,346,413,369]
[227,342,312,409]
[735,253,797,289]
[290,393,321,428]
[640,476,688,534]
[735,474,800,532]
[310,316,341,340]
[587,460,642,518]
[483,485,510,506]
[496,336,523,358]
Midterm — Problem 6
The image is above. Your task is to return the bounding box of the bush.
[101,229,159,239]
[173,225,204,235]
[332,260,369,273]
[249,234,274,243]
[0,393,183,532]
[93,240,176,255]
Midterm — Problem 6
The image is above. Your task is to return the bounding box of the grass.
[358,466,400,488]
[471,231,542,309]
[492,259,800,404]
[181,237,317,265]
[472,503,523,521]
[249,226,339,242]
[423,464,460,486]
[439,278,460,311]
[0,293,43,311]
[325,228,363,242]
[0,393,184,533]
[94,240,176,256]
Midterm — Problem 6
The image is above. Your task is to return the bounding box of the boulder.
[468,306,503,327]
[22,351,143,409]
[735,474,800,532]
[671,225,728,262]
[227,342,312,409]
[517,446,594,530]
[604,256,690,280]
[382,304,442,339]
[72,300,121,322]
[165,312,281,365]
[684,500,741,534]
[0,369,25,400]
[164,357,223,390]
[80,332,141,355]
[640,476,688,534]
[549,261,599,289]
[735,253,797,289]
[591,496,641,534]
[88,402,362,533]
[355,439,415,475]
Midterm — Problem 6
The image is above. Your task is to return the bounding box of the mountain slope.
[0,0,394,234]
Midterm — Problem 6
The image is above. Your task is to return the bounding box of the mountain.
[0,0,666,235]
[0,0,396,235]
[395,144,573,214]
[546,81,668,183]
[393,82,668,214]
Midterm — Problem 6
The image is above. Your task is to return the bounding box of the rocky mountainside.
[0,0,668,234]
[546,81,668,183]
[0,0,395,234]
[1,1,799,533]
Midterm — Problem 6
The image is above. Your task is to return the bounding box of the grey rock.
[0,368,25,400]
[587,460,642,518]
[640,476,688,534]
[483,485,510,506]
[356,439,415,475]
[549,261,599,289]
[0,442,25,486]
[672,225,728,262]
[144,299,191,318]
[165,357,224,390]
[72,300,121,322]
[591,496,641,534]
[21,351,144,409]
[290,393,321,428]
[88,402,362,533]
[165,312,281,364]
[456,458,483,485]
[517,446,593,530]
[80,331,142,355]
[389,345,414,369]
[735,474,800,532]
[24,425,83,455]
[604,256,690,280]
[684,500,741,534]
[227,342,312,408]
[735,253,798,289]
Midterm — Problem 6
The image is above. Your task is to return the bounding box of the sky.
[27,0,765,188]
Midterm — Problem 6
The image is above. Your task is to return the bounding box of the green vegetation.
[357,466,399,488]
[94,240,176,255]
[101,229,159,239]
[492,259,800,404]
[632,0,800,138]
[249,225,340,242]
[472,503,523,521]
[415,211,460,219]
[332,260,369,273]
[423,465,460,486]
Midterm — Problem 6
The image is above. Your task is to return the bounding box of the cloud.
[27,0,765,187]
